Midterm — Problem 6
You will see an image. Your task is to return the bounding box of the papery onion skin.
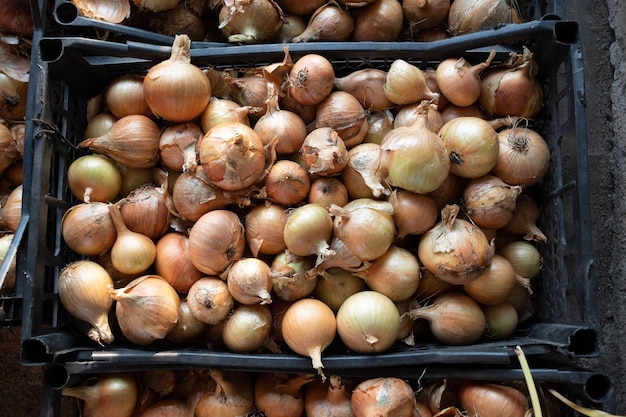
[167,300,209,342]
[439,116,500,179]
[491,126,550,187]
[336,290,401,354]
[457,381,529,417]
[134,0,179,12]
[304,375,354,417]
[293,2,354,43]
[340,143,388,200]
[255,373,315,417]
[61,202,117,256]
[143,34,211,123]
[222,304,277,353]
[301,127,349,176]
[351,0,404,42]
[245,203,288,256]
[402,0,450,31]
[418,204,495,285]
[111,275,181,346]
[270,250,316,302]
[462,175,522,230]
[282,298,337,377]
[276,0,326,15]
[351,377,416,417]
[283,203,334,263]
[154,232,204,292]
[199,122,266,191]
[227,257,273,305]
[58,260,115,345]
[187,277,234,324]
[447,0,513,36]
[218,0,284,44]
[287,54,335,106]
[188,209,246,275]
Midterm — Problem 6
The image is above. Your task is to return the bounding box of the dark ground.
[0,0,623,415]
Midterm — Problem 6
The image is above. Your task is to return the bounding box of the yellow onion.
[199,122,266,191]
[61,202,117,256]
[195,370,255,417]
[304,375,354,417]
[158,122,202,173]
[334,69,394,113]
[0,123,18,176]
[381,110,450,194]
[463,254,517,305]
[457,381,529,417]
[78,114,161,168]
[329,199,395,262]
[483,302,518,340]
[187,277,233,325]
[340,143,388,199]
[62,374,137,417]
[287,54,335,106]
[282,298,337,378]
[105,74,153,118]
[110,275,180,345]
[435,50,495,107]
[497,240,542,279]
[448,0,515,36]
[384,59,439,105]
[0,183,21,232]
[188,209,245,276]
[336,290,400,354]
[293,1,354,43]
[167,300,209,342]
[67,154,122,203]
[200,97,252,132]
[500,193,547,243]
[478,46,543,118]
[255,373,315,417]
[143,34,211,122]
[245,202,288,257]
[118,183,172,241]
[308,177,349,208]
[67,0,131,23]
[222,304,278,353]
[108,203,157,275]
[58,260,115,345]
[315,91,369,148]
[462,175,522,229]
[218,0,284,43]
[351,0,404,41]
[227,257,273,305]
[313,267,367,313]
[418,204,494,285]
[270,249,316,302]
[388,189,438,238]
[263,160,311,206]
[301,127,349,176]
[402,0,450,31]
[351,377,416,417]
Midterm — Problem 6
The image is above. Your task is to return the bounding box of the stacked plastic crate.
[18,0,615,415]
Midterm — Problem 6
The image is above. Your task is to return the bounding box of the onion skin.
[255,373,315,417]
[187,277,234,324]
[143,34,211,122]
[402,0,450,31]
[219,0,284,44]
[336,290,401,354]
[61,202,117,257]
[245,203,288,256]
[62,374,138,417]
[227,257,273,305]
[293,2,354,43]
[334,69,394,113]
[301,127,349,176]
[351,377,416,417]
[448,0,513,36]
[287,54,335,106]
[462,175,522,230]
[457,381,529,417]
[199,122,266,191]
[351,0,404,41]
[304,375,354,417]
[282,298,337,378]
[418,204,495,285]
[154,232,204,293]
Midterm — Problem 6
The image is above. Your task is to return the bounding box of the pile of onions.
[56,42,554,356]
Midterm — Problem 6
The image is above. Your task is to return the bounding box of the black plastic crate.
[47,0,549,46]
[20,20,596,369]
[39,362,615,417]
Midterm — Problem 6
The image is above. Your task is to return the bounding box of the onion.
[187,277,234,324]
[355,246,421,302]
[225,74,268,119]
[276,0,325,15]
[497,240,542,279]
[79,114,161,168]
[118,183,172,241]
[61,202,116,256]
[85,113,117,139]
[301,127,349,176]
[330,199,395,262]
[118,165,154,198]
[334,69,393,113]
[351,0,404,41]
[108,203,157,275]
[457,381,529,417]
[62,374,137,417]
[254,84,308,155]
[435,50,495,107]
[315,91,369,148]
[410,291,486,345]
[255,373,315,417]
[388,190,438,238]
[364,110,394,145]
[428,172,467,210]
[0,0,35,36]
[308,177,349,208]
[402,0,450,30]
[227,257,273,305]
[58,260,115,345]
[283,203,334,265]
[304,375,354,417]
[415,268,455,303]
[500,193,547,243]
[438,116,499,179]
[463,254,517,305]
[199,122,265,191]
[418,204,495,285]
[0,124,18,176]
[384,59,439,105]
[380,110,450,194]
[491,124,550,187]
[218,0,284,43]
[462,175,522,229]
[154,232,203,292]
[483,302,518,340]
[448,0,514,36]
[282,298,337,377]
[200,97,252,132]
[188,209,246,276]
[67,154,122,203]
[313,267,367,312]
[287,54,335,106]
[105,74,153,118]
[270,249,316,302]
[195,370,254,417]
[336,290,400,353]
[264,159,311,206]
[393,101,443,133]
[293,2,354,42]
[149,4,207,41]
[351,377,416,417]
[340,143,388,199]
[143,34,211,122]
[159,122,202,172]
[134,0,179,12]
[245,202,288,256]
[111,275,180,345]
[478,46,543,118]
[0,184,21,233]
[222,304,278,353]
[167,300,209,342]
